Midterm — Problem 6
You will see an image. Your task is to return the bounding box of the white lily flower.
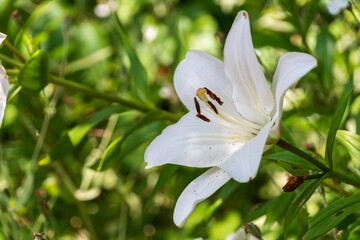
[145,11,317,227]
[0,33,7,46]
[0,65,9,127]
[327,0,349,15]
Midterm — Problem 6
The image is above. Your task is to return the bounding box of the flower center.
[194,87,224,122]
[194,87,267,140]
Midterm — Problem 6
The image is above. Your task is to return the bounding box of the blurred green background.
[0,0,359,239]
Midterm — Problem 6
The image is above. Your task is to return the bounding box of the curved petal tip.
[0,33,7,46]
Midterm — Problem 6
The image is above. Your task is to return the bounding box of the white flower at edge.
[0,32,7,46]
[0,65,9,127]
[145,11,317,227]
[327,0,349,15]
[0,33,8,127]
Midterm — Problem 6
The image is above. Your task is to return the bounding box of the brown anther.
[282,175,307,192]
[194,97,201,114]
[207,101,218,114]
[243,11,248,19]
[204,87,223,105]
[196,113,210,122]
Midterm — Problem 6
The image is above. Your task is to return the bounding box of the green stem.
[3,40,26,63]
[49,75,180,122]
[328,171,360,189]
[306,174,326,180]
[276,138,330,172]
[0,53,23,68]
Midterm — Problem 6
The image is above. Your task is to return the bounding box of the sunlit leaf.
[264,151,322,171]
[337,130,360,170]
[303,194,360,240]
[18,49,49,91]
[325,86,352,170]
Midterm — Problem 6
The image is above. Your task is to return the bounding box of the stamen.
[196,88,207,100]
[207,101,218,114]
[196,113,210,122]
[204,87,223,105]
[194,97,201,114]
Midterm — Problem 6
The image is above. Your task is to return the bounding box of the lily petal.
[173,167,231,227]
[224,11,274,125]
[145,113,244,169]
[218,118,275,182]
[271,52,317,129]
[0,65,9,126]
[0,33,6,46]
[174,50,233,112]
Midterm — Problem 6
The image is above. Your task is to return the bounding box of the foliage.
[0,0,360,239]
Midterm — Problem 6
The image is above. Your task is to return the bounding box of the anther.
[196,113,210,122]
[207,101,218,114]
[194,97,201,114]
[243,11,248,19]
[204,87,223,105]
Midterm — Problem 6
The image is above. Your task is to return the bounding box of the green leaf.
[252,31,301,52]
[337,130,360,170]
[283,173,328,235]
[264,192,296,229]
[264,151,322,171]
[303,0,320,33]
[50,105,124,160]
[144,165,179,211]
[18,49,49,91]
[325,87,353,170]
[303,194,360,240]
[277,161,308,176]
[114,13,151,104]
[98,111,163,170]
[315,28,335,91]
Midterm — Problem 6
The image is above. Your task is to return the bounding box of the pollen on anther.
[207,101,218,114]
[204,87,223,105]
[194,97,201,114]
[196,113,210,122]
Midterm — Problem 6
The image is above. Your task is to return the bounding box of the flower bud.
[282,175,307,192]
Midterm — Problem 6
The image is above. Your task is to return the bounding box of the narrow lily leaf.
[277,161,308,176]
[98,111,164,170]
[283,173,328,234]
[303,194,360,240]
[315,28,335,91]
[325,86,352,170]
[252,32,301,52]
[50,105,123,160]
[18,49,49,91]
[336,130,360,170]
[244,192,295,224]
[304,0,320,33]
[264,151,322,171]
[264,192,296,228]
[114,13,151,104]
[15,173,34,209]
[144,165,179,211]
